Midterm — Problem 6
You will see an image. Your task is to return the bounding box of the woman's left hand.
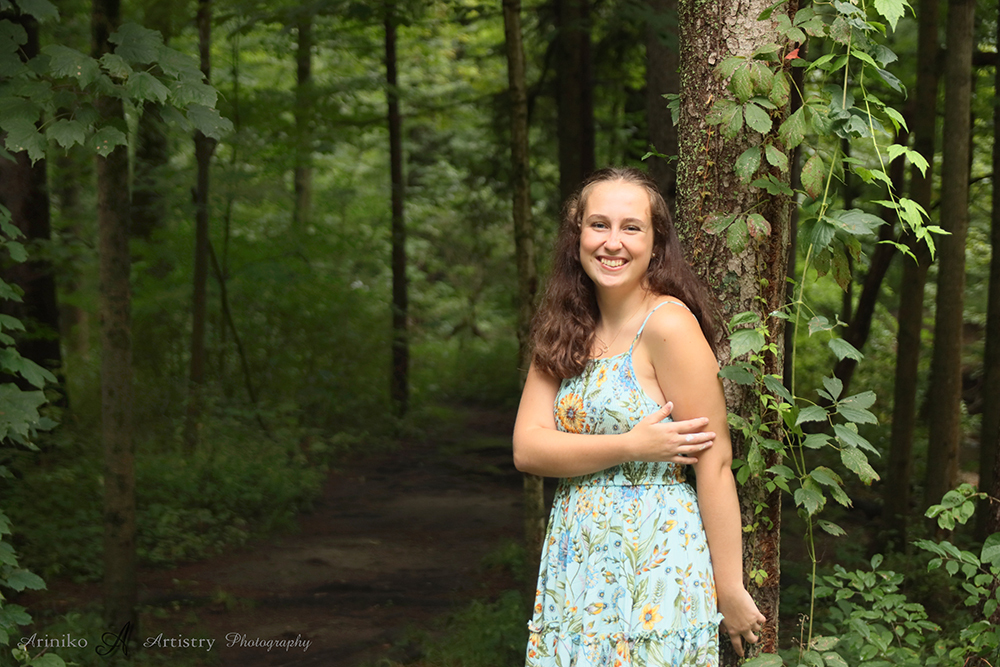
[718,587,766,657]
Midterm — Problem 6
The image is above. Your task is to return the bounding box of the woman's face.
[578,180,654,295]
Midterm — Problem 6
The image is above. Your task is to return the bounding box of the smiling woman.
[512,167,765,666]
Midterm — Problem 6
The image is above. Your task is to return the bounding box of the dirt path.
[25,408,525,666]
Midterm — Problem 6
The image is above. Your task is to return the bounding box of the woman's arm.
[512,363,716,478]
[642,305,765,656]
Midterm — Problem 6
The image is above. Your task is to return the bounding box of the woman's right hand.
[627,401,715,464]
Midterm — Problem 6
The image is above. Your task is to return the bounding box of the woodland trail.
[25,407,525,667]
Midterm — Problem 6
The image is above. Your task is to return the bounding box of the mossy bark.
[676,0,795,661]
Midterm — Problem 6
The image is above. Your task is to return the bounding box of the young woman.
[513,167,764,666]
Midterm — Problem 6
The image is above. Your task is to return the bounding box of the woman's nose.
[604,229,623,250]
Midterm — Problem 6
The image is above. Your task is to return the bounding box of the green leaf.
[828,209,884,236]
[876,67,904,93]
[89,125,128,157]
[744,103,772,134]
[764,143,788,171]
[702,213,736,235]
[808,315,835,335]
[730,311,761,328]
[767,464,795,479]
[727,217,749,254]
[736,146,762,182]
[4,568,45,591]
[16,0,59,22]
[779,106,807,149]
[730,327,766,358]
[3,118,45,163]
[883,106,909,133]
[836,405,878,425]
[874,0,908,31]
[834,424,877,455]
[731,66,753,103]
[982,533,1000,567]
[822,651,849,667]
[810,466,843,488]
[801,154,825,199]
[6,240,26,262]
[746,213,771,239]
[750,62,775,94]
[840,391,876,411]
[822,376,844,401]
[794,483,825,516]
[185,104,233,141]
[751,174,794,196]
[109,22,162,64]
[100,52,134,79]
[769,72,790,108]
[828,338,863,362]
[841,447,879,484]
[762,374,793,403]
[719,364,756,385]
[46,118,87,149]
[126,71,170,103]
[811,636,840,652]
[0,19,28,53]
[42,44,101,88]
[810,219,837,250]
[796,405,828,425]
[742,655,784,667]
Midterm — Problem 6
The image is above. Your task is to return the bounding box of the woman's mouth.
[599,257,626,268]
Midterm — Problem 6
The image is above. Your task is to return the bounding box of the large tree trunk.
[884,0,938,546]
[183,0,213,452]
[924,0,974,511]
[645,0,678,209]
[676,1,794,662]
[503,0,544,588]
[92,0,137,635]
[977,0,1000,540]
[554,0,594,201]
[385,6,408,417]
[293,13,313,229]
[0,15,62,387]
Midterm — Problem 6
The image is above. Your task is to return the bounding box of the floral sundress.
[526,301,723,667]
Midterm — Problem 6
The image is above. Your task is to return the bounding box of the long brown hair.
[531,167,719,379]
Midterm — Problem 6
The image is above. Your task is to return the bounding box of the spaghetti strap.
[630,299,691,350]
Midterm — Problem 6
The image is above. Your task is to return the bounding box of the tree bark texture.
[0,15,62,383]
[645,0,679,210]
[924,0,974,511]
[554,0,595,201]
[92,0,137,634]
[977,0,1000,540]
[385,8,408,417]
[676,1,795,661]
[293,13,314,229]
[884,0,938,543]
[503,0,545,587]
[184,0,213,452]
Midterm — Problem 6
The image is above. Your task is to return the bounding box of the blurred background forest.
[1,0,1000,665]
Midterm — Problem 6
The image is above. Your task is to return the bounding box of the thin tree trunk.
[884,0,938,546]
[924,0,974,511]
[183,0,213,452]
[677,2,795,662]
[385,6,408,417]
[293,13,313,229]
[92,0,136,636]
[503,0,544,588]
[783,61,805,394]
[977,0,1000,540]
[0,15,62,387]
[645,0,678,209]
[554,0,594,201]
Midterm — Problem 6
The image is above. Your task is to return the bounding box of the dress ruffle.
[526,619,723,667]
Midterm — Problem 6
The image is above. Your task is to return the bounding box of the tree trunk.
[293,13,313,229]
[977,0,1000,540]
[884,0,938,547]
[92,0,137,636]
[385,6,408,417]
[924,0,974,511]
[183,0,213,452]
[0,15,62,387]
[645,0,678,209]
[676,1,795,661]
[554,0,595,201]
[503,0,544,587]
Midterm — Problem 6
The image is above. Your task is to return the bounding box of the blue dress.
[526,301,723,667]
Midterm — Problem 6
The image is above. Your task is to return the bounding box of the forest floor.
[20,406,526,667]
